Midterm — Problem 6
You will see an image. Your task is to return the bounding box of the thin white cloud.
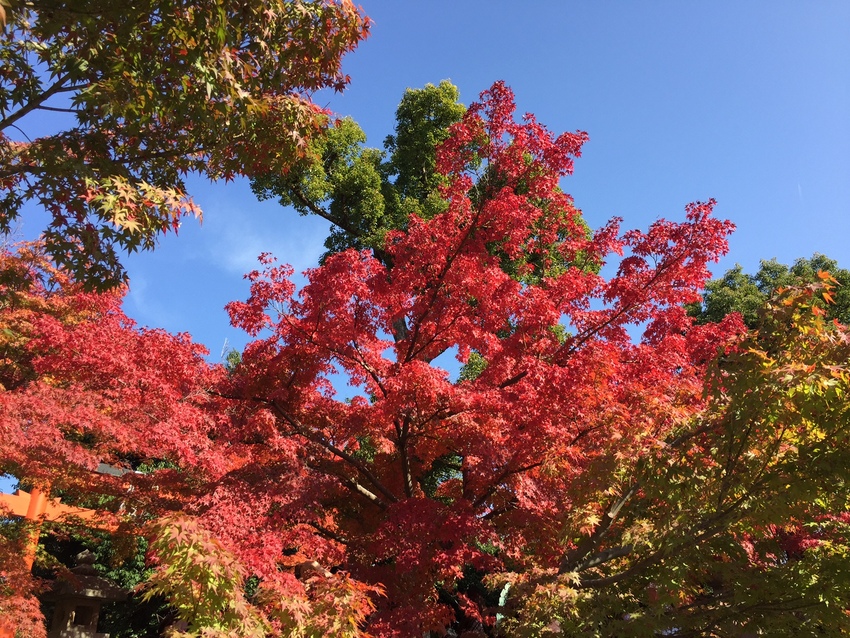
[194,183,331,278]
[124,272,180,329]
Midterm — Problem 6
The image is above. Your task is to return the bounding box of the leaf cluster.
[251,80,466,262]
[0,0,369,288]
[144,515,378,637]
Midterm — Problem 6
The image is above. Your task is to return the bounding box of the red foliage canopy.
[19,84,842,637]
[213,83,739,634]
[0,247,223,633]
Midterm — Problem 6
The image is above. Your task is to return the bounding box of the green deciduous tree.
[689,254,850,327]
[251,80,467,262]
[0,0,369,288]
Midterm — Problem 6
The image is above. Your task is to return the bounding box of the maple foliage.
[0,245,378,636]
[0,0,369,288]
[143,515,268,637]
[0,243,224,634]
[0,246,222,486]
[0,527,46,638]
[501,278,850,636]
[4,82,850,637]
[145,515,379,638]
[208,82,757,635]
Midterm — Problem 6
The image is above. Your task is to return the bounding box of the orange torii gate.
[0,485,114,570]
[0,469,123,638]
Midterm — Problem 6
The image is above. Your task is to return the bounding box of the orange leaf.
[818,270,839,284]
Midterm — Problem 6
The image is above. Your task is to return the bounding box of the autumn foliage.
[0,244,216,635]
[3,83,850,636]
[208,82,743,635]
[0,0,369,287]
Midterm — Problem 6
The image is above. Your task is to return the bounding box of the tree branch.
[575,544,633,572]
[559,483,638,574]
[498,242,699,390]
[401,201,485,364]
[267,398,399,505]
[210,389,399,505]
[472,460,544,510]
[397,414,415,499]
[305,520,350,545]
[341,475,388,509]
[305,459,388,509]
[349,338,388,398]
[0,75,87,132]
[34,105,79,115]
[289,187,362,238]
[577,569,638,589]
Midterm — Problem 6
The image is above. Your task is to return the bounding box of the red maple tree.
[0,245,222,634]
[209,83,740,635]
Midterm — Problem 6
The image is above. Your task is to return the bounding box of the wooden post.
[22,483,49,571]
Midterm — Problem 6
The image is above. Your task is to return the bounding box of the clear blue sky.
[116,1,850,361]
[5,2,849,490]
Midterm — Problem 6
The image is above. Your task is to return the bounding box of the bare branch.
[34,105,79,115]
[342,475,388,508]
[289,187,361,238]
[267,399,399,505]
[305,458,389,509]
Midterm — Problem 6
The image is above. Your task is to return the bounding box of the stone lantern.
[44,550,126,638]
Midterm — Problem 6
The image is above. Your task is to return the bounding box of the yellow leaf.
[122,218,141,233]
[579,513,601,535]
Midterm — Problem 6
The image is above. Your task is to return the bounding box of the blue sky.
[116,1,849,360]
[5,2,849,491]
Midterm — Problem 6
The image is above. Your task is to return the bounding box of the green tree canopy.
[0,0,368,289]
[689,254,850,327]
[251,81,595,286]
[251,80,467,262]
